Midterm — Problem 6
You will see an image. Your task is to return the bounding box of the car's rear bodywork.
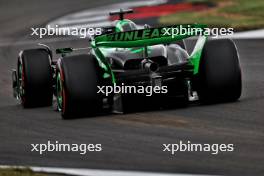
[12,9,241,117]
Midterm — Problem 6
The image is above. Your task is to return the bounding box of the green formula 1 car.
[12,9,242,118]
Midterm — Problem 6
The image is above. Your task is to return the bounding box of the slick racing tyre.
[17,48,53,108]
[56,54,104,119]
[196,39,242,103]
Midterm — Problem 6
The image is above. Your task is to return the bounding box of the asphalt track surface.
[0,1,264,176]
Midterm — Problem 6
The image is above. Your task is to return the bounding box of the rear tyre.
[17,49,53,108]
[56,54,104,119]
[196,39,242,103]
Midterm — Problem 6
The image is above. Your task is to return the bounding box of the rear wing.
[94,24,206,48]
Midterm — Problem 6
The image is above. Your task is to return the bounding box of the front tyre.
[196,39,242,103]
[17,49,53,107]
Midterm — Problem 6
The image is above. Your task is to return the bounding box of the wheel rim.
[18,61,26,104]
[56,72,63,111]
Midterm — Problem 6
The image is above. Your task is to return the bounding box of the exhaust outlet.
[141,59,159,72]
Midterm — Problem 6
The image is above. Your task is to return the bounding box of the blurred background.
[0,1,263,176]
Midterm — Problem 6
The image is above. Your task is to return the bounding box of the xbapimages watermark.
[31,25,102,38]
[30,24,233,39]
[31,141,102,155]
[162,25,234,38]
[163,140,234,155]
[97,83,168,96]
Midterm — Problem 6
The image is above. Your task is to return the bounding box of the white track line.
[56,16,109,26]
[227,29,264,39]
[63,0,167,19]
[0,165,217,176]
[61,21,112,29]
[47,0,167,29]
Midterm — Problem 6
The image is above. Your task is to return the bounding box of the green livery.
[12,9,242,118]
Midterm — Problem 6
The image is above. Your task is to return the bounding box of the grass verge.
[159,0,264,31]
[0,168,49,176]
